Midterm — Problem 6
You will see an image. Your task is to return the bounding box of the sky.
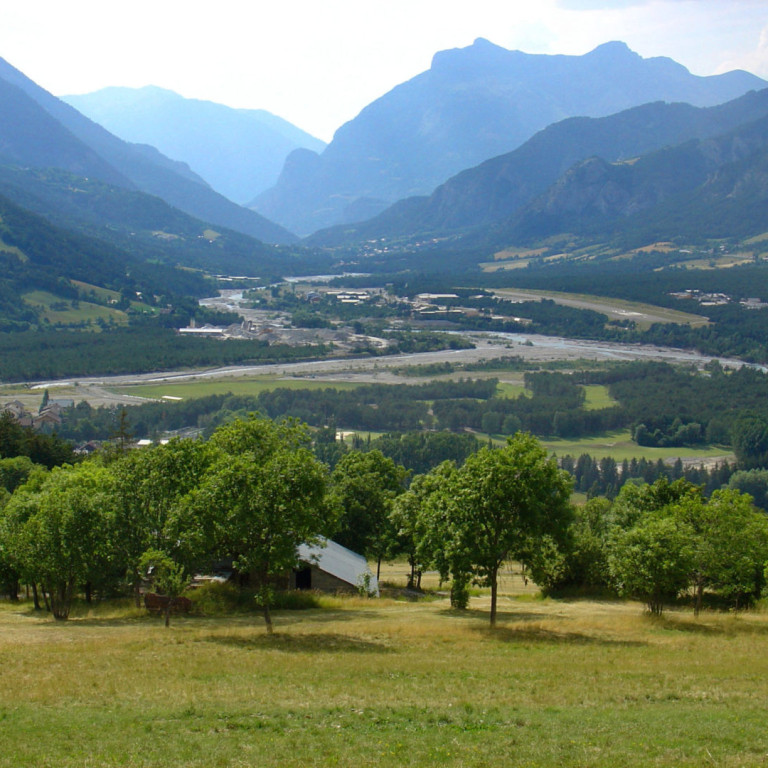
[2,0,767,142]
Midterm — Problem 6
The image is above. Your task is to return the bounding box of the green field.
[114,376,362,400]
[22,290,129,326]
[2,583,768,768]
[540,430,732,462]
[582,385,617,410]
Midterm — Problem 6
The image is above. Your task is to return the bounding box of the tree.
[436,433,573,626]
[732,413,768,469]
[108,438,213,606]
[331,450,408,581]
[390,466,453,590]
[5,462,114,619]
[674,488,768,612]
[139,549,189,628]
[608,513,693,615]
[179,415,335,633]
[729,469,768,511]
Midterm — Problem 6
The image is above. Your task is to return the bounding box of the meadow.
[2,568,768,767]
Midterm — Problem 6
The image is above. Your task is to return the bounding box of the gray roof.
[297,538,379,596]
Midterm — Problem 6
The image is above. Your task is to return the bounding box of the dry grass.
[2,585,768,767]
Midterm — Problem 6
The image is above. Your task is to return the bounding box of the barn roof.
[297,538,379,596]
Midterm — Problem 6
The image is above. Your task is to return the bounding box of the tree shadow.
[477,624,647,647]
[653,613,768,636]
[204,631,392,654]
[437,607,549,623]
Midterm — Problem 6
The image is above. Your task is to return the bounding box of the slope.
[492,114,768,248]
[0,165,329,278]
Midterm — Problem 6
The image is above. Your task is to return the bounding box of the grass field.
[539,430,732,463]
[3,577,768,768]
[114,376,362,400]
[582,385,616,410]
[22,290,129,327]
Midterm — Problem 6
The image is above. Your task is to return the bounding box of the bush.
[188,582,323,615]
[187,582,255,615]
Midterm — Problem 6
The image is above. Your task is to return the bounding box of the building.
[291,539,379,596]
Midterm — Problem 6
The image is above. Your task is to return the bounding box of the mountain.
[489,113,768,248]
[0,164,327,278]
[308,88,768,247]
[0,189,212,330]
[252,39,766,236]
[0,57,297,244]
[62,86,326,204]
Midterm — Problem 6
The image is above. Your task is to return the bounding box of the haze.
[1,0,767,141]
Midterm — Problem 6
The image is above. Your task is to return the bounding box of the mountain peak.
[587,41,636,58]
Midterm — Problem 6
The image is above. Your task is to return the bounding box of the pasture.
[539,430,732,463]
[2,575,768,767]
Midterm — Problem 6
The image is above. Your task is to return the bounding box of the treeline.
[51,360,768,453]
[3,415,768,629]
[54,380,499,440]
[0,328,328,382]
[562,453,735,500]
[0,413,75,469]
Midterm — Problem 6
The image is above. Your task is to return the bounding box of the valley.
[4,18,768,768]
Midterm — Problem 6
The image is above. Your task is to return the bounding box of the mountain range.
[62,86,326,205]
[251,39,765,236]
[1,37,767,316]
[0,57,296,245]
[492,111,768,249]
[309,88,768,248]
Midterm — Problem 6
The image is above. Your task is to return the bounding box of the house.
[291,539,379,596]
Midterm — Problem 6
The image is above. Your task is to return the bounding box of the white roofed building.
[292,538,379,596]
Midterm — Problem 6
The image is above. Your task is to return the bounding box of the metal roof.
[297,538,379,596]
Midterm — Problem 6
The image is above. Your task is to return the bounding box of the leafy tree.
[0,456,37,494]
[108,439,214,606]
[675,488,768,611]
[331,450,408,580]
[139,549,189,628]
[435,433,572,625]
[178,415,335,633]
[608,513,693,615]
[4,462,114,619]
[729,469,768,511]
[390,466,453,590]
[731,413,768,469]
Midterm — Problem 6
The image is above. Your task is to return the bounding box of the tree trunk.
[8,579,19,602]
[164,600,171,628]
[694,580,704,617]
[407,556,415,590]
[263,603,273,634]
[32,583,41,611]
[85,581,92,604]
[134,579,142,609]
[490,566,499,627]
[42,585,51,613]
[376,554,382,583]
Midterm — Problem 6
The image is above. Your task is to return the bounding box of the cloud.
[715,23,768,78]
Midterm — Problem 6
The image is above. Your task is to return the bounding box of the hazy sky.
[2,0,767,141]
